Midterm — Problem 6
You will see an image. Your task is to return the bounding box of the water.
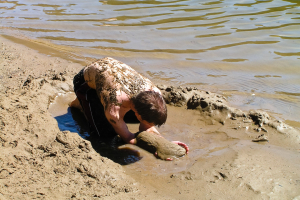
[1,0,299,125]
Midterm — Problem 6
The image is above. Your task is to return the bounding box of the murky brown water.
[1,0,299,125]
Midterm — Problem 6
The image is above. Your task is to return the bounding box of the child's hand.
[172,141,189,154]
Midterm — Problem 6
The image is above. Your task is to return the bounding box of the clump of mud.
[135,131,186,160]
[158,85,300,144]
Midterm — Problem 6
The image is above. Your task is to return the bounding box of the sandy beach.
[1,35,300,200]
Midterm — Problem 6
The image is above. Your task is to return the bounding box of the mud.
[158,85,300,146]
[1,36,300,200]
[135,131,186,160]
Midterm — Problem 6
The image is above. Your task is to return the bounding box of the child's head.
[132,91,167,126]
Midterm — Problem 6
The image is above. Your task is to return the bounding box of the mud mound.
[0,41,141,199]
[0,70,139,199]
[159,85,300,145]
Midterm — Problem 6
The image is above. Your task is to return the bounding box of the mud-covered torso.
[83,57,159,110]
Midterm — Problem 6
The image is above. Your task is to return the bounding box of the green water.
[0,0,299,125]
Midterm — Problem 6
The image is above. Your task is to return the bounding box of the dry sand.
[0,36,300,200]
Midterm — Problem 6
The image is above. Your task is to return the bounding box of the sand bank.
[0,36,300,199]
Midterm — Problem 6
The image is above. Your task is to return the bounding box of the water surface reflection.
[1,0,299,124]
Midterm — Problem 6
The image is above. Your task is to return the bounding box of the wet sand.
[1,36,300,199]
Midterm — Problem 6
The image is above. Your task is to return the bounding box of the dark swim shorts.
[73,69,116,139]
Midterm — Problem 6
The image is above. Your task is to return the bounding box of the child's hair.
[132,91,167,126]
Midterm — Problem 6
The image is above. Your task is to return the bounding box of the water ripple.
[0,0,299,122]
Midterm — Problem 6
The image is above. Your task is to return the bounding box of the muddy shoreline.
[1,36,300,199]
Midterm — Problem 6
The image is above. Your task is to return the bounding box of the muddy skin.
[90,57,153,110]
[135,131,186,160]
[95,69,113,110]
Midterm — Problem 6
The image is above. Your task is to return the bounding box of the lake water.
[1,0,299,126]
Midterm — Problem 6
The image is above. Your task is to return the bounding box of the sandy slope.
[0,37,155,199]
[0,36,300,200]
